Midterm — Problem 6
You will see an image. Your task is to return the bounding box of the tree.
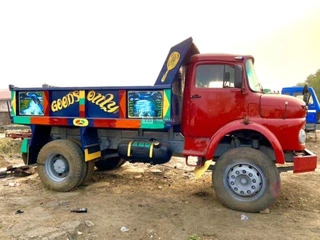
[297,69,320,99]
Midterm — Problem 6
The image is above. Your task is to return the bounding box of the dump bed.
[10,85,179,130]
[9,37,200,130]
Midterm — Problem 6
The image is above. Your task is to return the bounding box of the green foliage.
[189,234,202,240]
[297,69,320,99]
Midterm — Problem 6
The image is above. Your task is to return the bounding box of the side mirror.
[234,65,243,88]
[302,84,311,104]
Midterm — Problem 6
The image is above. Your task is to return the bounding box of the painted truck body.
[282,86,320,131]
[9,38,317,212]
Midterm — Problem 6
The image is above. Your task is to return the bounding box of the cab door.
[182,62,245,138]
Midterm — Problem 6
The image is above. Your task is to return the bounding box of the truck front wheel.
[37,139,86,192]
[213,147,280,213]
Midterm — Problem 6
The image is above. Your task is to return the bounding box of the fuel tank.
[118,140,172,164]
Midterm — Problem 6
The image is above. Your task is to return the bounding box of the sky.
[1,0,320,91]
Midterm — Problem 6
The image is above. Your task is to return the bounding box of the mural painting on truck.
[8,37,317,213]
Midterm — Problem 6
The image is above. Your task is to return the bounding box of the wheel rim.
[225,163,264,198]
[45,154,69,182]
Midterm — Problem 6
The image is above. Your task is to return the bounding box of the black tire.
[95,150,125,171]
[37,139,86,192]
[22,153,28,165]
[213,147,280,213]
[69,138,95,184]
[82,160,95,183]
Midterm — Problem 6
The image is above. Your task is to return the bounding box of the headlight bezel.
[299,128,307,144]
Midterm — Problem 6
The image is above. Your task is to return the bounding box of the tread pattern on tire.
[37,139,86,192]
[213,147,280,213]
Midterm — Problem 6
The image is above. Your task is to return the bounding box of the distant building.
[0,90,11,127]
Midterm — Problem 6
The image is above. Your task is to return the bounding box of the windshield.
[246,59,262,92]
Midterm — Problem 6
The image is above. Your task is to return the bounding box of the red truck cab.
[179,51,314,172]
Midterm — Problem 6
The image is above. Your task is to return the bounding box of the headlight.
[299,128,306,144]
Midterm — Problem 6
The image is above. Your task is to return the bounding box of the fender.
[205,119,285,164]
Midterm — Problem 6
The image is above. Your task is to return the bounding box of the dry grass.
[0,138,22,155]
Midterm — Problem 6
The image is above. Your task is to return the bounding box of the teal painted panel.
[13,116,31,125]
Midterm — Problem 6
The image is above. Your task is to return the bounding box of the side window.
[196,64,236,88]
[224,65,235,88]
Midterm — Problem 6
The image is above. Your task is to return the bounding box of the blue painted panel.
[86,90,120,118]
[50,90,80,117]
[154,37,199,86]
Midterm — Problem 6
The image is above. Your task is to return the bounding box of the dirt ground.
[0,134,320,240]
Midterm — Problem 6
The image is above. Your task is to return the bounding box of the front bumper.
[293,149,318,173]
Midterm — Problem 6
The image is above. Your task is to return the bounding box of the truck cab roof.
[189,53,254,63]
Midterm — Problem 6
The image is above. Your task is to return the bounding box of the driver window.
[196,64,236,88]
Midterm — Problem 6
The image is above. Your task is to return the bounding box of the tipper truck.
[9,37,317,212]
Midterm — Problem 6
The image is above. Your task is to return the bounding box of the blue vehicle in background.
[281,85,320,132]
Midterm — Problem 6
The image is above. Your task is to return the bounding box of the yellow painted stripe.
[84,149,101,161]
[149,141,159,158]
[194,160,213,179]
[149,143,154,158]
[11,92,16,116]
[127,141,134,157]
[163,91,169,118]
[79,90,85,99]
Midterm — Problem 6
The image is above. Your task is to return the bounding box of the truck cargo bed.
[10,85,180,130]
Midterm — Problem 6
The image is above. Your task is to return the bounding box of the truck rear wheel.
[37,139,86,192]
[95,150,125,171]
[82,160,95,183]
[212,147,280,212]
[69,138,95,184]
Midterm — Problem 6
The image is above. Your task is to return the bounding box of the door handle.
[191,94,202,99]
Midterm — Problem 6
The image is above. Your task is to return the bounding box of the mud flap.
[80,127,101,162]
[194,160,213,179]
